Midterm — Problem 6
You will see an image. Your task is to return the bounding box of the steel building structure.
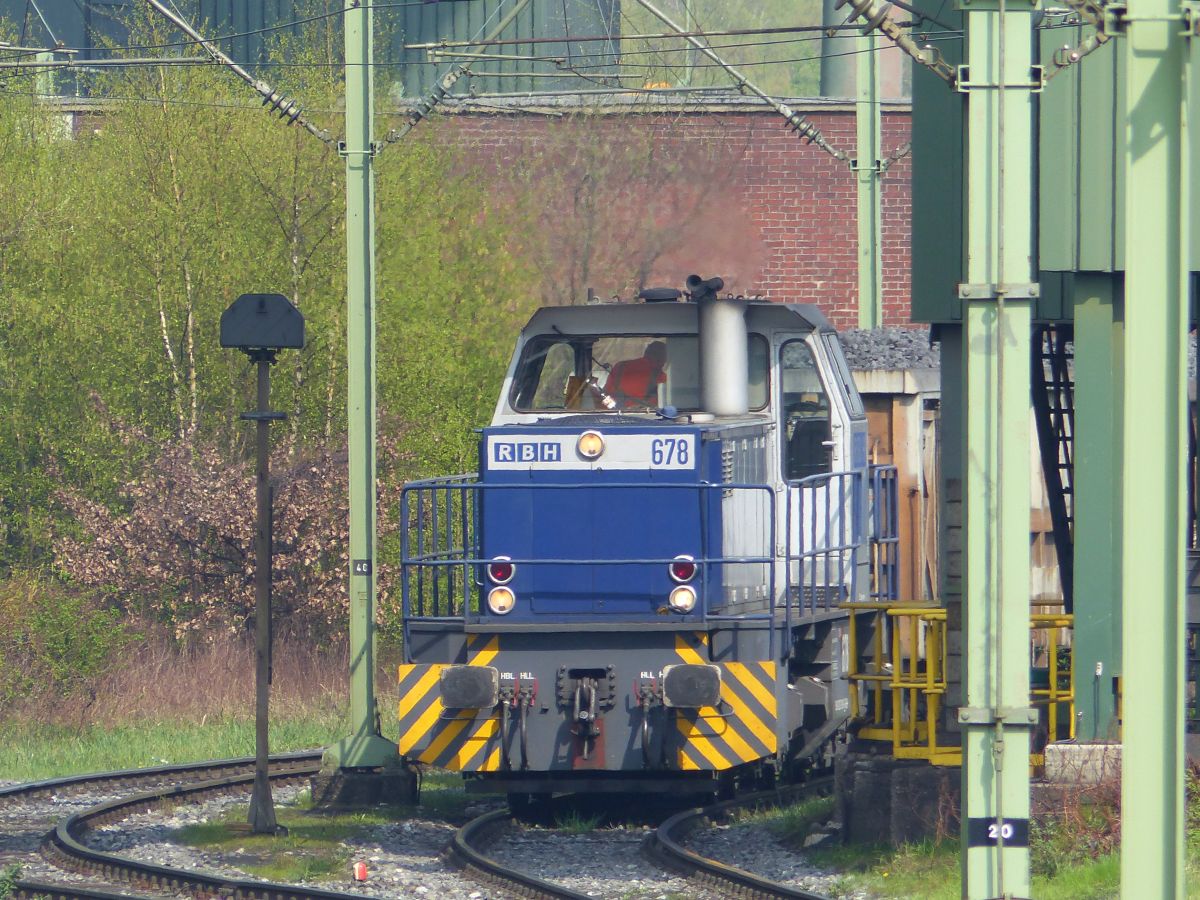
[0,0,619,96]
[912,0,1192,891]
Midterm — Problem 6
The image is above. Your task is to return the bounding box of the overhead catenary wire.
[11,0,970,65]
[25,1,487,56]
[141,0,335,147]
[631,0,848,159]
[0,35,961,101]
[378,0,536,149]
[834,0,958,83]
[0,2,973,128]
[438,30,963,75]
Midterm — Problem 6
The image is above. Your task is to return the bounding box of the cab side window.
[780,340,832,480]
[531,342,577,408]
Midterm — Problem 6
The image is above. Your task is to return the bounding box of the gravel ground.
[3,774,874,900]
[79,786,500,899]
[686,819,867,899]
[486,822,716,899]
[0,777,203,896]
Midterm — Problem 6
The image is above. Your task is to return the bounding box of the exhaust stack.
[690,275,748,417]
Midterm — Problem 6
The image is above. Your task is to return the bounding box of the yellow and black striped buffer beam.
[397,635,503,772]
[674,633,779,771]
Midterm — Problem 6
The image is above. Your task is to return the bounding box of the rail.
[843,603,1075,767]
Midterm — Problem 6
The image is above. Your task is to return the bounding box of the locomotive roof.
[520,301,836,336]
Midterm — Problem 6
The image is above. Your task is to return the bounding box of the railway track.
[644,779,837,900]
[446,779,839,900]
[6,757,840,900]
[9,754,323,900]
[0,752,322,805]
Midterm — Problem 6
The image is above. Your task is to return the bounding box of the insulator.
[786,111,818,143]
[864,1,894,33]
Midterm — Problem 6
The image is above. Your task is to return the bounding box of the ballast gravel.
[485,822,718,899]
[5,777,873,900]
[81,786,495,899]
[686,819,869,899]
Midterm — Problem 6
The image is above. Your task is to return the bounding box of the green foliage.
[554,809,603,833]
[0,572,133,711]
[0,4,536,628]
[1030,802,1118,879]
[0,864,20,900]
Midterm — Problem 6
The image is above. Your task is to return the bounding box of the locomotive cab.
[398,282,890,795]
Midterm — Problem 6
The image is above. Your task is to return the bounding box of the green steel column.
[820,0,856,96]
[1119,0,1189,888]
[939,325,966,719]
[325,0,400,770]
[856,31,883,328]
[1071,275,1123,742]
[958,0,1037,895]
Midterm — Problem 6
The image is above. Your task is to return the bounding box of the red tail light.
[670,555,696,583]
[488,556,515,584]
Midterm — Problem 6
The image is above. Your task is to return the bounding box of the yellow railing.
[1031,612,1075,746]
[842,602,1074,768]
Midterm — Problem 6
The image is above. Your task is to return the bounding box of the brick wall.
[431,105,913,330]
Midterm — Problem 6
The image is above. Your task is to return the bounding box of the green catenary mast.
[957,0,1038,894]
[324,0,400,771]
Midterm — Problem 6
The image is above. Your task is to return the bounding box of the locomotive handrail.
[399,479,780,640]
[869,465,901,602]
[399,467,898,660]
[784,467,862,639]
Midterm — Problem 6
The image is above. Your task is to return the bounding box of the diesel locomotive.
[397,277,898,798]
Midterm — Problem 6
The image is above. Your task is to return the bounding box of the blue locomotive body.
[397,288,896,794]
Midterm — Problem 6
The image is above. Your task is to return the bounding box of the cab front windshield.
[511,335,697,412]
[509,334,768,413]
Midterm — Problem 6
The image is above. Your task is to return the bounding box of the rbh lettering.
[493,441,561,463]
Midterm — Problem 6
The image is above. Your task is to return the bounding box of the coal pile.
[840,327,940,371]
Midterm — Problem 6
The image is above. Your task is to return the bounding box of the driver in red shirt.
[604,341,668,408]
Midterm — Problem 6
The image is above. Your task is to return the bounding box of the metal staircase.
[1032,324,1076,613]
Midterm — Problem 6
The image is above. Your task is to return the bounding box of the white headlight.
[487,586,516,615]
[577,430,605,460]
[668,585,697,613]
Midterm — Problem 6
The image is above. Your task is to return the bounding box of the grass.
[0,714,348,783]
[176,798,406,883]
[0,632,400,783]
[803,838,1121,899]
[743,788,1128,899]
[413,768,474,822]
[554,809,603,833]
[0,864,21,900]
[177,780,472,883]
[737,794,836,846]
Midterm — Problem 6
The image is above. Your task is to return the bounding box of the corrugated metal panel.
[5,1,618,98]
[908,0,964,324]
[0,0,133,59]
[397,0,620,97]
[1038,26,1123,275]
